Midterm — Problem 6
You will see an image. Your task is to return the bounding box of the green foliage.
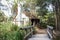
[23,0,55,28]
[37,8,48,16]
[11,2,18,20]
[32,0,55,28]
[0,11,5,22]
[0,22,24,40]
[40,12,55,28]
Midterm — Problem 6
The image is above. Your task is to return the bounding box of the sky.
[46,4,53,12]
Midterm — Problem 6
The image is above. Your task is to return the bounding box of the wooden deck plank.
[28,34,51,40]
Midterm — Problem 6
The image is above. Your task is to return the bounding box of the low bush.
[0,22,24,40]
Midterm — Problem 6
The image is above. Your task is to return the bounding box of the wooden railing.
[53,30,60,40]
[47,25,53,39]
[20,26,34,40]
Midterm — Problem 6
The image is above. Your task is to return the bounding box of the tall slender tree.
[53,0,60,31]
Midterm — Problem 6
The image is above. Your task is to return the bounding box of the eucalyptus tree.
[36,0,60,31]
[6,0,59,30]
[52,0,60,31]
[12,2,18,20]
[11,0,24,19]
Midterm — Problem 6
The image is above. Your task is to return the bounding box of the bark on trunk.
[55,0,60,31]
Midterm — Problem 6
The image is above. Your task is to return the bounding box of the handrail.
[47,25,53,39]
[20,26,34,40]
[20,26,34,30]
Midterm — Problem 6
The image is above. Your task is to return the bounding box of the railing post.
[47,25,53,40]
[20,26,34,40]
[30,27,34,36]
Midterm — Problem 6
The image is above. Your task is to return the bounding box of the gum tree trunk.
[55,0,60,31]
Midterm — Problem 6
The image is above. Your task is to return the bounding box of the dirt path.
[34,27,47,34]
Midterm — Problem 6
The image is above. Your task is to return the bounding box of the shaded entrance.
[31,19,40,26]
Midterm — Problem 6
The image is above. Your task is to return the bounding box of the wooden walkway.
[28,27,51,40]
[28,34,50,40]
[21,26,52,40]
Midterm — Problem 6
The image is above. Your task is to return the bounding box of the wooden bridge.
[20,26,53,40]
[28,34,50,40]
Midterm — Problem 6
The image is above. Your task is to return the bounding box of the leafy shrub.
[40,13,55,28]
[0,22,24,40]
[0,11,7,22]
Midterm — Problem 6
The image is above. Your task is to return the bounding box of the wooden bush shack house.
[23,9,40,26]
